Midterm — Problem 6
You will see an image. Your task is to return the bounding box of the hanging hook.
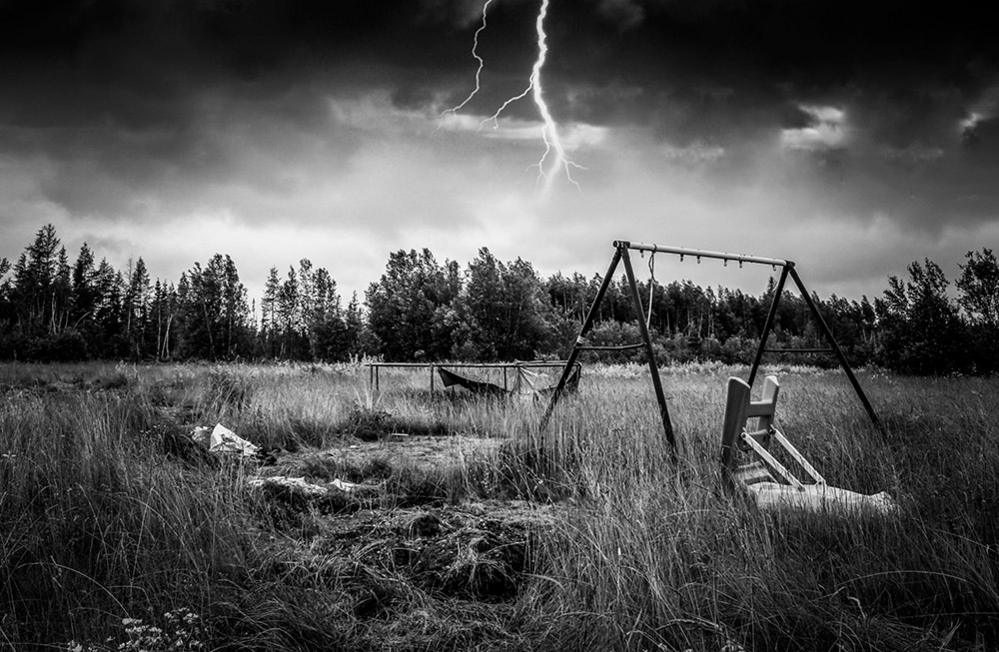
[697,256,701,264]
[739,260,744,269]
[724,259,728,267]
[679,254,684,262]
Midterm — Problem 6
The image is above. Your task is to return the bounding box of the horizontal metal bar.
[762,348,834,354]
[613,241,790,268]
[575,343,645,352]
[367,361,575,369]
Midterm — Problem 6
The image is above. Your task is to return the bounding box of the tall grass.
[1,361,997,650]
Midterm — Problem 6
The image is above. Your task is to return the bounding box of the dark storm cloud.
[3,0,999,241]
[4,0,998,132]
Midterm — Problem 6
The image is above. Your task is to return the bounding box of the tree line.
[0,224,996,375]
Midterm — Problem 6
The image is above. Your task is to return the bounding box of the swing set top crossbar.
[614,241,791,268]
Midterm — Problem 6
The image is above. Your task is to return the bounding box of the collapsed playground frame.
[541,241,884,458]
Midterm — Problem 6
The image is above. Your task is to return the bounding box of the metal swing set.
[542,240,894,514]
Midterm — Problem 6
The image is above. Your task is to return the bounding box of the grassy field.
[1,361,997,651]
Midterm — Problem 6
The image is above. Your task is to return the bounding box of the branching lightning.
[441,0,493,117]
[445,0,582,194]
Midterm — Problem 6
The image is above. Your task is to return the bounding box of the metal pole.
[622,246,678,459]
[616,241,789,268]
[542,247,623,427]
[375,366,380,393]
[748,265,790,387]
[787,266,885,436]
[430,364,435,394]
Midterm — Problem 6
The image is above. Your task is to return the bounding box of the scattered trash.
[388,433,410,442]
[247,475,381,496]
[248,475,329,497]
[332,478,381,493]
[191,423,259,458]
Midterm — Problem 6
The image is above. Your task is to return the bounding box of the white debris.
[331,478,376,493]
[247,476,329,496]
[191,426,211,447]
[191,423,259,458]
[246,475,381,497]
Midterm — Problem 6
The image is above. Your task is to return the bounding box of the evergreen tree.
[261,266,281,357]
[71,244,97,334]
[344,292,364,359]
[11,224,61,333]
[124,258,151,358]
[175,254,251,360]
[278,267,303,357]
[91,260,124,357]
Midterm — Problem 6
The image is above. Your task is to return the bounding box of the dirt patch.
[315,500,559,603]
[329,435,505,471]
[264,434,505,483]
[245,436,562,608]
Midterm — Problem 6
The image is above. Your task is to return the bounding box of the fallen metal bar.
[615,241,790,268]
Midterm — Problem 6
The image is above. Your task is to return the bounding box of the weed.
[2,362,997,650]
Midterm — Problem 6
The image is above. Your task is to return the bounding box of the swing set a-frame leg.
[542,243,678,460]
[621,246,677,459]
[787,266,885,437]
[747,262,885,438]
[748,265,790,387]
[541,247,622,428]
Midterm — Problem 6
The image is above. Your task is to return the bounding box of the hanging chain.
[646,251,656,329]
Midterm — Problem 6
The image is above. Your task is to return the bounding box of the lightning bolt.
[445,0,582,194]
[441,0,493,117]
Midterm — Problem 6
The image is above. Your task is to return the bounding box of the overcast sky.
[2,0,998,305]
